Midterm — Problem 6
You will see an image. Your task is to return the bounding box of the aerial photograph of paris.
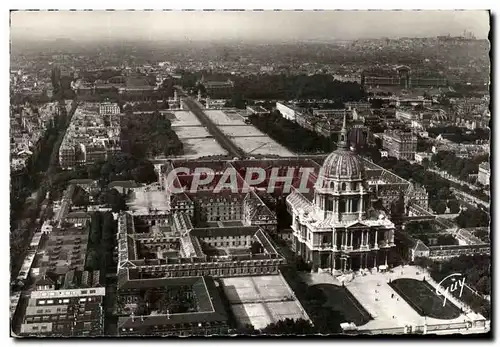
[9,9,491,337]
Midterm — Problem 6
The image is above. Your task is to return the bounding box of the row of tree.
[122,101,170,113]
[420,255,491,319]
[232,74,366,101]
[177,70,366,102]
[85,212,118,273]
[10,101,75,278]
[431,151,489,182]
[89,153,158,186]
[359,147,489,213]
[249,112,336,154]
[51,66,75,100]
[120,111,184,158]
[48,152,157,201]
[427,126,490,144]
[455,207,490,229]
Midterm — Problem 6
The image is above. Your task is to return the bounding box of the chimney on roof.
[167,309,170,320]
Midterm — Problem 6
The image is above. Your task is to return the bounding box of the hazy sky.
[10,10,490,42]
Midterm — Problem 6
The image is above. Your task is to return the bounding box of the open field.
[231,137,295,157]
[312,283,372,326]
[173,126,211,139]
[389,278,461,320]
[169,111,202,126]
[177,138,228,159]
[221,275,308,330]
[219,125,267,137]
[205,110,246,125]
[127,190,170,214]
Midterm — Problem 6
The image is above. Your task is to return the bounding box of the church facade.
[286,115,396,273]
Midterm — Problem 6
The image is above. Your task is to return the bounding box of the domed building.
[286,115,395,273]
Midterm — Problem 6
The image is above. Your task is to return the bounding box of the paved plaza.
[296,265,485,331]
[127,189,171,214]
[345,265,484,330]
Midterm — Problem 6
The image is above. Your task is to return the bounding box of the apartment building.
[382,130,418,160]
[59,103,121,169]
[19,287,105,337]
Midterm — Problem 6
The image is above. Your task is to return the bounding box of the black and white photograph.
[8,8,492,338]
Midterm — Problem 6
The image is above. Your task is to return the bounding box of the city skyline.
[11,10,490,42]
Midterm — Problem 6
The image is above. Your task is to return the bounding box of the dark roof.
[191,226,259,238]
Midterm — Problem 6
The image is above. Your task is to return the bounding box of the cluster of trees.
[51,66,75,100]
[11,100,74,223]
[473,228,489,242]
[428,254,491,318]
[80,69,123,83]
[405,221,435,235]
[237,319,315,335]
[404,222,457,246]
[455,207,490,228]
[296,101,345,110]
[260,318,314,335]
[175,70,201,90]
[85,212,118,272]
[178,71,366,102]
[122,101,170,113]
[373,156,454,213]
[121,111,183,158]
[427,126,490,144]
[447,200,461,214]
[88,188,128,212]
[79,85,172,105]
[10,102,76,278]
[249,112,336,153]
[231,74,366,101]
[72,186,90,207]
[250,241,264,255]
[416,137,433,152]
[10,91,53,105]
[49,153,157,200]
[429,199,459,215]
[88,153,158,186]
[223,92,246,109]
[431,151,489,182]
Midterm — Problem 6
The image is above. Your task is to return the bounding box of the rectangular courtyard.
[221,275,309,330]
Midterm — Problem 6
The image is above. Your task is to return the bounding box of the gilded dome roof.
[322,148,365,180]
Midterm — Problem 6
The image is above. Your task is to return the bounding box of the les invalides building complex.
[287,116,396,273]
